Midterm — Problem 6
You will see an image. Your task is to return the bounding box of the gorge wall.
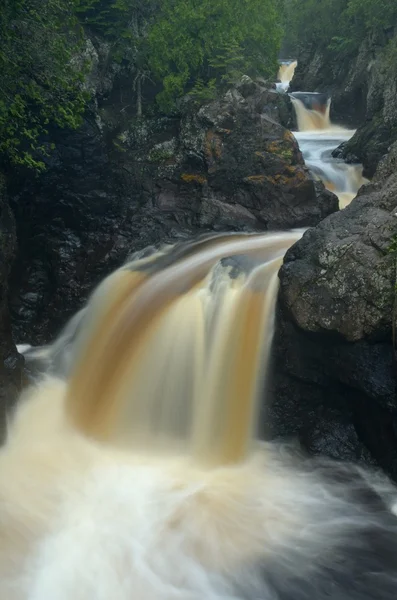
[7,54,335,346]
[0,175,24,428]
[290,27,397,178]
[273,32,397,472]
[271,138,397,477]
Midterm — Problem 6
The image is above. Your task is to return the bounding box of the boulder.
[272,157,397,477]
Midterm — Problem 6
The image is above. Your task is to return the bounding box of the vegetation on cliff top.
[0,0,284,170]
[5,0,392,171]
[284,0,397,57]
[0,0,89,171]
[146,0,282,112]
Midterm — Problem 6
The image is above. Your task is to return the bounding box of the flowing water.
[275,59,367,209]
[23,231,303,464]
[7,231,397,599]
[1,60,393,600]
[276,59,297,92]
[290,94,368,208]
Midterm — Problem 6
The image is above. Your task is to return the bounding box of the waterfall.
[3,230,397,598]
[54,231,302,464]
[276,59,297,92]
[290,92,368,208]
[290,95,332,131]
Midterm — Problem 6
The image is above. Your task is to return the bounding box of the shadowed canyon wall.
[271,140,397,476]
[290,28,397,178]
[7,66,336,345]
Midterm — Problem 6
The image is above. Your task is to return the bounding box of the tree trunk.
[137,76,142,118]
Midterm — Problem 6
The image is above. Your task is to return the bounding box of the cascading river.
[290,92,368,208]
[3,229,397,599]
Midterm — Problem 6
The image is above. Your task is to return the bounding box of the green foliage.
[1,0,285,167]
[345,0,397,32]
[209,41,252,86]
[382,36,397,75]
[75,0,158,49]
[388,235,397,256]
[147,0,283,112]
[284,0,397,57]
[76,0,159,116]
[188,79,217,104]
[0,0,90,170]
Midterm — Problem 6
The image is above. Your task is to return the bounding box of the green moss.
[245,175,266,184]
[148,147,175,163]
[265,141,294,162]
[181,173,207,184]
[388,234,397,255]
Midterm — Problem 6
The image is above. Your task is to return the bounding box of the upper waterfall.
[290,92,333,131]
[276,59,297,92]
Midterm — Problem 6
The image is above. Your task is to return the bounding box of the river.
[277,61,368,208]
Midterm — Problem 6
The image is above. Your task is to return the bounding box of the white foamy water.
[291,96,368,208]
[294,129,368,208]
[5,231,397,600]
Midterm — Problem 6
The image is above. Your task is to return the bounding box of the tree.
[147,0,283,112]
[0,0,90,171]
[284,0,397,57]
[76,0,159,117]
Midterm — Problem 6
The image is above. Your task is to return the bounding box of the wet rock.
[374,141,397,182]
[9,116,135,344]
[8,78,337,344]
[0,174,24,432]
[338,121,397,179]
[127,78,337,233]
[273,157,397,477]
[280,187,396,342]
[331,142,359,164]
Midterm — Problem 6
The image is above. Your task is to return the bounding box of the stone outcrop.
[8,76,337,344]
[272,151,397,477]
[120,79,335,232]
[0,174,24,433]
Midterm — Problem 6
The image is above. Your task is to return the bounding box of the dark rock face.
[290,44,370,127]
[338,121,397,180]
[280,185,395,342]
[129,80,336,231]
[291,31,397,175]
[272,163,397,477]
[8,77,337,344]
[0,174,24,429]
[8,117,135,345]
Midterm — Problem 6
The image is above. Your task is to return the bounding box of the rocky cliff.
[0,175,24,434]
[7,69,336,345]
[272,142,397,477]
[291,29,397,177]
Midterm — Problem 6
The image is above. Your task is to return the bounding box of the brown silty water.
[4,229,397,599]
[65,231,303,465]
